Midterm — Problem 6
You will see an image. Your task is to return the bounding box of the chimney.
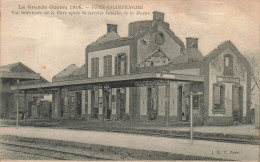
[186,37,198,49]
[153,11,164,21]
[107,24,117,33]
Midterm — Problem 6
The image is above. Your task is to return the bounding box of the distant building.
[0,62,48,119]
[16,11,251,125]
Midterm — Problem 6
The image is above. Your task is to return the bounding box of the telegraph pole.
[166,80,170,127]
[16,79,20,128]
[190,91,193,144]
[102,85,105,123]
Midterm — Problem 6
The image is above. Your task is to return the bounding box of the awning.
[11,73,204,91]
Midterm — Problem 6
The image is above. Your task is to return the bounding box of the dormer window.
[224,54,233,76]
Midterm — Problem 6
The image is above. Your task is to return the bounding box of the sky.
[1,0,260,81]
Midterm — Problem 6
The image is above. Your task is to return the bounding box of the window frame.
[223,54,234,76]
[91,57,99,78]
[115,53,127,76]
[103,55,112,77]
[212,83,226,114]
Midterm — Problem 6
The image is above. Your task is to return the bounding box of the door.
[102,90,111,119]
[116,88,126,119]
[31,105,37,118]
[61,97,64,118]
[49,103,52,118]
[238,87,243,122]
[28,102,32,118]
[232,85,239,121]
[75,92,82,118]
[116,89,120,119]
[147,88,152,120]
[147,87,158,120]
[91,90,98,119]
[106,91,111,119]
[120,89,126,119]
[178,86,184,121]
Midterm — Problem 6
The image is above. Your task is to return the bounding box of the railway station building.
[10,11,251,125]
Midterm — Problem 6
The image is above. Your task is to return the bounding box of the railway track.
[71,127,259,145]
[0,141,113,160]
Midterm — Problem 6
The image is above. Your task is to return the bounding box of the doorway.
[147,87,158,120]
[75,92,82,118]
[178,86,185,121]
[238,87,243,122]
[104,90,111,119]
[91,90,99,119]
[116,88,126,120]
[232,85,243,122]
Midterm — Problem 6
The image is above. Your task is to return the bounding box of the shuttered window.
[213,85,220,104]
[91,57,99,78]
[104,55,112,76]
[115,53,127,76]
[213,84,225,110]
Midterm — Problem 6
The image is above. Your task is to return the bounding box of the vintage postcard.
[0,0,259,161]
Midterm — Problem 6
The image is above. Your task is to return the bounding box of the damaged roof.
[53,64,78,78]
[174,48,204,64]
[88,31,121,47]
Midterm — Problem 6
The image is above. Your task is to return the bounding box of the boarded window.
[104,55,112,76]
[91,57,99,78]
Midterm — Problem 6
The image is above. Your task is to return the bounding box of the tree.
[244,53,260,95]
[244,53,260,125]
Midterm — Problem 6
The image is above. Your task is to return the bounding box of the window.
[193,95,199,108]
[225,57,229,66]
[224,54,233,76]
[213,84,225,111]
[188,58,196,62]
[91,57,99,78]
[104,55,112,76]
[115,53,127,75]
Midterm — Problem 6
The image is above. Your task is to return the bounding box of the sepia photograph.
[0,0,259,161]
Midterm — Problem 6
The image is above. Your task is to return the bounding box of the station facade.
[16,11,251,125]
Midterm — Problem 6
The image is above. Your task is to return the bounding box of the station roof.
[0,62,41,81]
[12,73,204,91]
[0,71,40,80]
